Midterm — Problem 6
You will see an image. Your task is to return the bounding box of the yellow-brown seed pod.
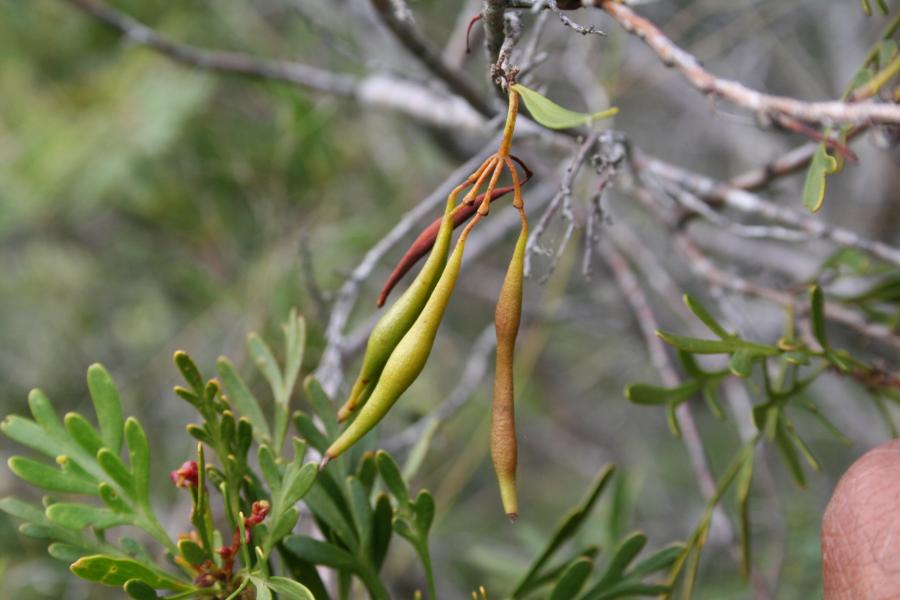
[491,212,527,521]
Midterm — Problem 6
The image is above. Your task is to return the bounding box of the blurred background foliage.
[1,0,897,598]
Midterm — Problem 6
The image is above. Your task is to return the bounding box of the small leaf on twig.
[511,84,617,130]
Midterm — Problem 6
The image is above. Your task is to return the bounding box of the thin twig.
[525,134,598,277]
[548,0,605,36]
[593,0,900,126]
[371,0,494,116]
[640,153,900,267]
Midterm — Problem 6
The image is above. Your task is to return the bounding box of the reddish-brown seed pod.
[491,212,528,521]
[377,157,532,307]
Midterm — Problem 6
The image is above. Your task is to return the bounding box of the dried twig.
[592,0,900,126]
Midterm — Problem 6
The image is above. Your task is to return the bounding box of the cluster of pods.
[320,89,531,520]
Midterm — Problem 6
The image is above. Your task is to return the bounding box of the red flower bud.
[170,460,199,488]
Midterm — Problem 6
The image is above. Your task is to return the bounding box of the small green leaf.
[511,83,618,130]
[248,333,284,398]
[173,351,204,396]
[69,554,191,590]
[98,482,132,513]
[627,542,685,578]
[2,414,67,458]
[64,413,104,456]
[282,462,318,507]
[269,508,300,542]
[292,412,329,455]
[48,542,90,562]
[735,450,754,577]
[258,445,281,492]
[595,532,647,587]
[656,331,777,355]
[96,448,135,495]
[346,476,373,549]
[811,285,828,349]
[414,490,435,535]
[728,349,757,378]
[549,557,593,600]
[178,539,207,565]
[27,389,67,442]
[124,418,150,507]
[47,503,132,530]
[252,576,273,600]
[802,146,838,212]
[702,381,725,420]
[123,579,158,600]
[304,376,339,440]
[372,493,393,570]
[283,536,358,570]
[512,465,615,597]
[281,309,306,403]
[8,456,98,495]
[625,381,700,406]
[87,365,125,454]
[267,576,315,600]
[376,451,409,505]
[684,295,731,338]
[217,356,272,444]
[774,422,806,487]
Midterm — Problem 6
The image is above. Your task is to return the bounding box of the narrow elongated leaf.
[347,476,373,549]
[252,577,273,600]
[293,412,329,454]
[217,356,272,444]
[87,365,125,454]
[258,445,281,492]
[48,542,90,562]
[736,450,754,577]
[728,349,756,378]
[123,579,158,600]
[376,451,409,506]
[625,381,700,406]
[65,413,104,456]
[267,576,315,600]
[414,490,435,534]
[248,333,284,398]
[627,543,685,579]
[281,310,306,402]
[96,448,134,495]
[98,482,131,513]
[511,84,618,129]
[282,463,317,507]
[304,376,339,440]
[549,557,593,600]
[1,415,67,458]
[595,532,647,588]
[124,418,150,507]
[8,456,97,495]
[173,351,204,395]
[512,465,615,597]
[47,503,132,530]
[775,423,806,487]
[683,295,731,339]
[811,285,828,349]
[70,554,192,590]
[283,536,357,570]
[29,389,68,442]
[269,508,300,542]
[372,493,393,570]
[656,331,777,355]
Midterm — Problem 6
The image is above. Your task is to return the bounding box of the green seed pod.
[491,215,527,521]
[337,192,458,423]
[324,228,470,463]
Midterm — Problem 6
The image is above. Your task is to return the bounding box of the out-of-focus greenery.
[2,1,897,598]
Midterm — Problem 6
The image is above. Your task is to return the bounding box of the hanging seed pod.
[324,227,472,465]
[491,212,528,521]
[337,192,458,423]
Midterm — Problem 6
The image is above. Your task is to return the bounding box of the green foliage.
[626,288,900,593]
[511,83,618,130]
